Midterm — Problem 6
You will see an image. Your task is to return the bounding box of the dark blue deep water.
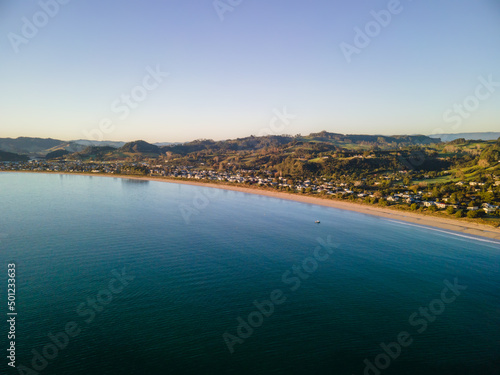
[1,173,499,375]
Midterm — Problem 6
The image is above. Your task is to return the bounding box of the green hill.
[0,137,65,156]
[45,149,71,159]
[67,146,117,160]
[120,140,161,154]
[0,150,29,162]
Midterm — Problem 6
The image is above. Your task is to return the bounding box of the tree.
[410,203,418,211]
[431,186,440,198]
[446,206,455,215]
[480,192,494,204]
[467,210,484,218]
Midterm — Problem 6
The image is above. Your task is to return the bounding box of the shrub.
[455,210,465,218]
[446,206,455,215]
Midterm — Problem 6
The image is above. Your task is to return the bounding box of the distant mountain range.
[0,137,64,156]
[0,137,177,159]
[428,132,500,142]
[71,140,127,148]
[0,132,498,162]
[72,140,176,148]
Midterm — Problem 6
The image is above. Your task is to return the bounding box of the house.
[482,203,498,209]
[423,201,435,207]
[436,202,447,209]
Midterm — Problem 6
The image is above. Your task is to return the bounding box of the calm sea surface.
[1,173,499,375]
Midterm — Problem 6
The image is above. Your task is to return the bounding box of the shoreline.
[4,170,500,241]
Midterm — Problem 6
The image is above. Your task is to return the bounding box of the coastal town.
[3,158,499,222]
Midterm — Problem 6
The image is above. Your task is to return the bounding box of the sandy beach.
[4,171,500,241]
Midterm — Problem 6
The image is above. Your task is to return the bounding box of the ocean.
[1,172,499,374]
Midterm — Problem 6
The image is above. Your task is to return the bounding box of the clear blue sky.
[1,0,499,142]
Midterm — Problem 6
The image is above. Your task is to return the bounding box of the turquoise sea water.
[1,173,499,375]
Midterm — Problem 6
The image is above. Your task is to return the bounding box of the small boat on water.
[315,220,320,224]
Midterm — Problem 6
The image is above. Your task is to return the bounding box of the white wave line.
[386,220,500,245]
